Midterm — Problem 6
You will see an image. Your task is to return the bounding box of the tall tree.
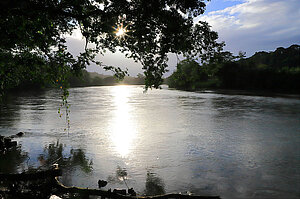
[0,0,222,98]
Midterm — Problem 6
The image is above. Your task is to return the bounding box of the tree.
[0,0,222,98]
[167,59,208,90]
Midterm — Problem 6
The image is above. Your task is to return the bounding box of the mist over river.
[0,85,299,199]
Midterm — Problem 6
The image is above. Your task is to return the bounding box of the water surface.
[0,85,299,199]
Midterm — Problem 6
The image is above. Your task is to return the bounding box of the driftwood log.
[0,169,221,199]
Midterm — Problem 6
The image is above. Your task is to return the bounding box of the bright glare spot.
[110,86,137,157]
[114,24,128,40]
[116,28,125,37]
[49,195,62,199]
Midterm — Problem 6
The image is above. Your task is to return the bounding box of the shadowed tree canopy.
[0,0,222,97]
[167,44,300,92]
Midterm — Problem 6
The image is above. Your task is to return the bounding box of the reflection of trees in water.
[107,166,128,185]
[38,141,93,186]
[0,98,21,128]
[107,167,165,196]
[145,171,165,196]
[0,140,93,174]
[0,145,28,173]
[0,141,94,198]
[38,141,93,173]
[0,90,48,128]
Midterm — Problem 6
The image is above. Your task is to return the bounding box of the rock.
[113,189,126,195]
[0,137,3,149]
[7,141,17,148]
[0,136,17,151]
[16,132,24,137]
[98,180,108,188]
[128,188,136,196]
[0,140,4,150]
[4,138,11,146]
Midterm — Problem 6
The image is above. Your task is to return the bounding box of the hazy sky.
[66,0,300,77]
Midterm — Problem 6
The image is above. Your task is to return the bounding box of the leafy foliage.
[168,44,300,93]
[0,0,221,99]
[167,59,209,90]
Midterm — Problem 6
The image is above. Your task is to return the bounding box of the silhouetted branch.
[54,177,221,199]
[0,168,221,199]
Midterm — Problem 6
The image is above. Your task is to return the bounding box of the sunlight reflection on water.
[109,86,138,157]
[0,85,299,199]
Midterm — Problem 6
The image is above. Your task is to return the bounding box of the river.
[0,85,299,199]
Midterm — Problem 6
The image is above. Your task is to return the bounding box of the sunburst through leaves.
[114,23,129,41]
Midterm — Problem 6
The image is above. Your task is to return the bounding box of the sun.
[116,27,125,37]
[114,23,128,40]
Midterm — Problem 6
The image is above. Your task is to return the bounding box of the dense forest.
[68,71,145,87]
[167,44,300,93]
[3,69,145,93]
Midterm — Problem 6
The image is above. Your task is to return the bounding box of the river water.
[0,85,299,198]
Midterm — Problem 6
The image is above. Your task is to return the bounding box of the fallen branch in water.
[56,178,220,199]
[54,177,221,199]
[0,168,221,199]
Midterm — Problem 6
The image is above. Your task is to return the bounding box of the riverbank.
[193,89,300,99]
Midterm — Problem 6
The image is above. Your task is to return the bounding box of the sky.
[66,0,300,77]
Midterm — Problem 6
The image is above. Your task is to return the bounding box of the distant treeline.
[167,44,300,93]
[68,71,145,87]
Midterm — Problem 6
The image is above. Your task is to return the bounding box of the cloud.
[197,0,300,56]
[66,0,300,76]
